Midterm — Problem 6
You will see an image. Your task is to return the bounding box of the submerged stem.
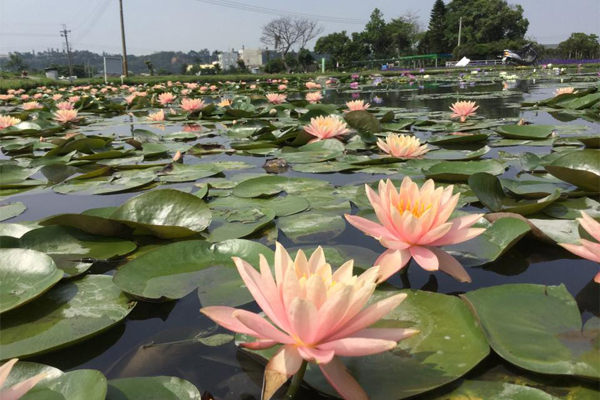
[284,360,308,400]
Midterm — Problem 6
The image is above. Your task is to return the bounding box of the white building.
[218,51,239,71]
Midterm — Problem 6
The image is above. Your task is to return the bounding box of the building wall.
[218,52,238,71]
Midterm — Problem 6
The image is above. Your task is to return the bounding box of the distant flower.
[68,96,80,103]
[199,86,208,91]
[373,77,383,85]
[423,75,430,79]
[377,134,429,159]
[554,87,577,96]
[351,73,360,80]
[349,82,359,89]
[209,85,218,91]
[266,93,287,104]
[450,100,479,122]
[372,96,384,105]
[158,92,176,106]
[125,95,136,104]
[218,98,233,107]
[351,92,361,99]
[56,101,74,110]
[0,115,21,130]
[180,98,206,113]
[147,110,165,121]
[304,115,349,143]
[200,243,418,400]
[346,100,370,112]
[306,81,321,89]
[52,94,63,101]
[0,94,15,101]
[249,84,257,90]
[305,91,323,104]
[22,101,43,110]
[33,93,43,99]
[277,84,287,91]
[181,89,191,95]
[345,177,485,282]
[419,68,425,73]
[172,150,182,162]
[559,212,600,283]
[185,82,198,89]
[0,358,48,400]
[20,94,30,100]
[53,109,79,124]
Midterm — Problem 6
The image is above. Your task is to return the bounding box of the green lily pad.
[158,163,222,183]
[109,189,211,238]
[0,249,63,314]
[425,146,490,161]
[0,201,27,221]
[462,284,599,379]
[278,212,346,243]
[207,206,275,242]
[542,197,600,219]
[545,150,600,192]
[106,376,201,400]
[197,266,253,308]
[22,369,108,400]
[427,133,490,145]
[113,239,273,301]
[0,361,62,392]
[0,275,136,360]
[344,110,382,133]
[423,160,505,182]
[469,173,561,215]
[232,175,329,198]
[422,380,560,400]
[495,125,555,140]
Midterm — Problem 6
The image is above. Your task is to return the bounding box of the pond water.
[1,72,599,399]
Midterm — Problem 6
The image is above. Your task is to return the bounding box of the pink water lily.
[346,100,370,112]
[55,101,74,110]
[345,177,485,282]
[158,92,176,106]
[0,359,47,400]
[305,91,323,104]
[559,212,600,283]
[377,134,429,159]
[266,93,287,104]
[53,109,79,124]
[0,115,21,130]
[180,98,206,113]
[304,115,350,143]
[449,101,478,122]
[554,87,577,96]
[201,243,418,400]
[147,110,165,121]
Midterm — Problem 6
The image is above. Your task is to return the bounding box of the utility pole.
[60,24,74,83]
[457,17,463,47]
[118,0,129,77]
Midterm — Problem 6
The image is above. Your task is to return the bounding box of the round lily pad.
[0,202,27,222]
[423,160,505,182]
[113,239,274,301]
[0,275,136,360]
[0,249,63,314]
[110,189,212,238]
[545,150,600,192]
[495,125,555,140]
[421,380,560,400]
[461,284,599,379]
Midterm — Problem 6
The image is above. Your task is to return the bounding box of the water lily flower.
[345,177,485,282]
[147,110,165,121]
[52,94,63,101]
[53,109,79,124]
[377,134,429,159]
[559,212,600,283]
[20,94,30,100]
[200,243,418,400]
[346,100,370,112]
[209,85,218,91]
[22,101,43,110]
[306,81,321,89]
[56,101,74,110]
[349,82,359,90]
[278,84,287,91]
[266,93,287,105]
[0,358,48,400]
[304,115,350,143]
[554,87,577,96]
[33,93,43,99]
[218,98,233,107]
[180,98,206,113]
[68,96,80,103]
[0,115,21,130]
[449,101,479,122]
[158,92,176,106]
[305,91,323,104]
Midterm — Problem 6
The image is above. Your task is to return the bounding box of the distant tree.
[297,48,315,71]
[557,33,600,59]
[5,53,28,72]
[236,58,247,73]
[315,31,353,67]
[363,8,392,59]
[444,0,529,52]
[261,17,323,72]
[264,58,286,73]
[213,62,222,75]
[144,60,155,75]
[427,0,449,53]
[387,17,416,56]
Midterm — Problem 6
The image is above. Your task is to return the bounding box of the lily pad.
[113,239,273,301]
[23,369,108,400]
[109,189,211,238]
[0,275,136,360]
[232,175,329,198]
[106,376,202,400]
[278,212,346,243]
[462,284,599,379]
[0,201,27,221]
[423,160,505,182]
[0,249,63,314]
[545,150,600,192]
[422,380,560,400]
[495,125,555,140]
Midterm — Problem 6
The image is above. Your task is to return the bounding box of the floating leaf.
[106,376,202,400]
[423,160,505,182]
[0,202,26,221]
[495,125,555,140]
[545,150,600,192]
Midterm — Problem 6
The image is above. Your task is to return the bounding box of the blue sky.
[1,0,599,55]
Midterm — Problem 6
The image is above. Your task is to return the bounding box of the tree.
[236,58,247,73]
[5,53,28,72]
[363,8,392,59]
[297,48,315,72]
[387,16,419,56]
[261,17,323,72]
[427,0,449,53]
[144,60,154,75]
[557,33,600,59]
[444,0,529,52]
[315,31,353,67]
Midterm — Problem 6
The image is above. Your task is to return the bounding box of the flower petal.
[233,310,293,344]
[429,247,472,283]
[410,246,439,271]
[200,306,262,337]
[287,297,318,343]
[580,212,600,241]
[318,337,397,357]
[560,242,600,263]
[374,249,411,282]
[297,346,335,364]
[262,345,303,400]
[318,357,368,400]
[2,372,47,400]
[348,327,420,341]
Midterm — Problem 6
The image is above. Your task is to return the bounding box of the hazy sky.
[1,0,599,55]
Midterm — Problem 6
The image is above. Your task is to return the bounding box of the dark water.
[6,78,600,399]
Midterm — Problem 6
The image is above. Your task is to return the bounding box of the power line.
[60,24,75,82]
[0,32,57,38]
[192,0,368,24]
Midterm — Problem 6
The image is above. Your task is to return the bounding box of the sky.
[0,0,599,55]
